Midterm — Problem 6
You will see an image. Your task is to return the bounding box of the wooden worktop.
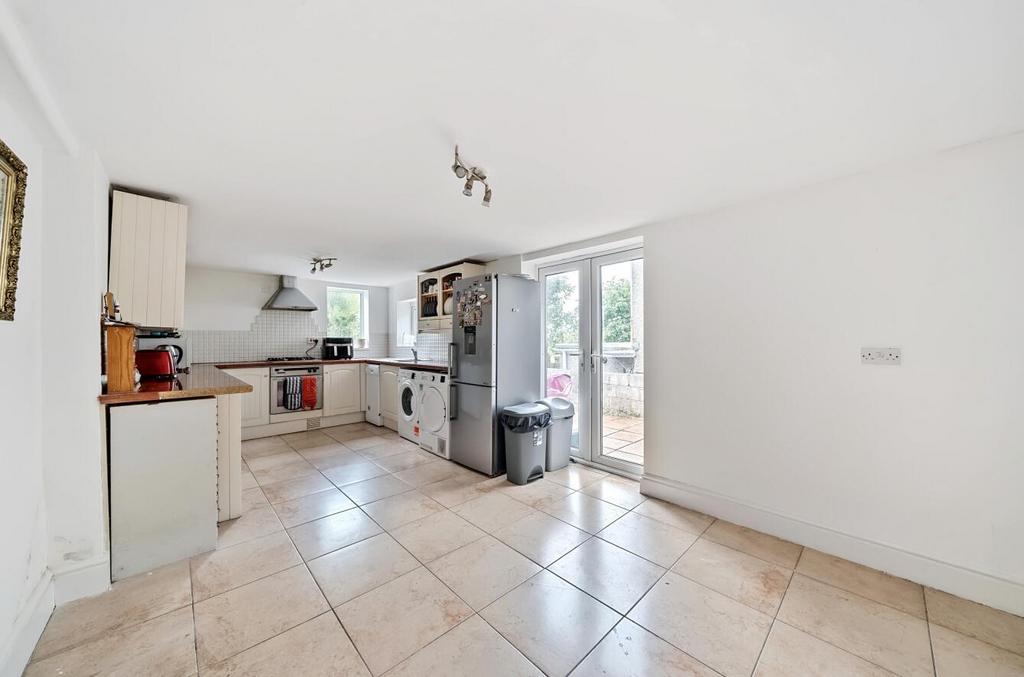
[98,357,449,404]
[98,364,253,405]
[213,358,450,373]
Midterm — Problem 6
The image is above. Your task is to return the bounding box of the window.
[396,298,416,347]
[326,287,368,340]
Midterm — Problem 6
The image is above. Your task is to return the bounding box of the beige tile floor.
[26,422,1024,676]
[602,414,644,465]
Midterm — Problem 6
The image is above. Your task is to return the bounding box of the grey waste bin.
[500,403,551,485]
[536,397,575,471]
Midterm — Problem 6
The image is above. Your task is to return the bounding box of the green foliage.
[544,273,633,365]
[602,277,632,343]
[327,288,363,338]
[545,274,578,365]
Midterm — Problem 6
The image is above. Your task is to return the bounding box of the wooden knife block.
[105,325,136,393]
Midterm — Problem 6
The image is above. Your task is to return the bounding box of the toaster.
[136,348,177,379]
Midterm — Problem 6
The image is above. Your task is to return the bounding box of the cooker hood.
[263,276,317,311]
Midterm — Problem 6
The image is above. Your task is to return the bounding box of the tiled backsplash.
[183,310,388,363]
[414,329,452,363]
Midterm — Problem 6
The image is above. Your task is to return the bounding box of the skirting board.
[0,571,53,677]
[52,554,111,605]
[640,472,1024,616]
[320,412,366,427]
[242,419,308,440]
[242,412,366,440]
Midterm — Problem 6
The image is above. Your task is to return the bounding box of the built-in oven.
[270,364,322,414]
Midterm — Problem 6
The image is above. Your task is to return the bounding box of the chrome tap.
[411,348,419,363]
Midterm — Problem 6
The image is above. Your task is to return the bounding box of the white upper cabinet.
[109,190,188,328]
[418,262,484,331]
[323,363,363,417]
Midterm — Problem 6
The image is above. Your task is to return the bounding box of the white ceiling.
[10,0,1024,286]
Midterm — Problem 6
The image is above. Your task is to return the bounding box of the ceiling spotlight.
[310,257,337,274]
[451,145,492,207]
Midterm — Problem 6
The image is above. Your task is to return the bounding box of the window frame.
[396,297,417,348]
[325,286,369,342]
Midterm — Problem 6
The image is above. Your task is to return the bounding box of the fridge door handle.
[449,342,458,379]
[449,384,458,420]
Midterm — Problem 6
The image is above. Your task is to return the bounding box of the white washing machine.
[397,369,420,444]
[417,372,450,458]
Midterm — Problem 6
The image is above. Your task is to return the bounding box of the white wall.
[0,68,50,677]
[183,266,391,357]
[182,268,280,331]
[386,278,416,358]
[39,148,109,599]
[0,40,109,676]
[642,133,1024,614]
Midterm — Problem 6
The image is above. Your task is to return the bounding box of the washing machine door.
[419,385,447,434]
[399,380,418,422]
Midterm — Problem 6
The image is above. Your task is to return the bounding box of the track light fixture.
[310,257,336,274]
[451,145,492,207]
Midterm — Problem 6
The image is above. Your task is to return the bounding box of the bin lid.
[503,402,549,418]
[500,402,551,432]
[536,396,574,419]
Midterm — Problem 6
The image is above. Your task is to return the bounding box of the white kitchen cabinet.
[323,363,362,417]
[109,399,217,580]
[108,190,188,328]
[419,318,441,331]
[215,394,243,521]
[222,367,270,427]
[417,262,484,332]
[380,364,399,426]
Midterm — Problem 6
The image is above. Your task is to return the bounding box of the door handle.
[448,342,458,378]
[449,384,458,420]
[590,353,608,372]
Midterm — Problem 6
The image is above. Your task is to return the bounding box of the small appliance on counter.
[323,337,354,360]
[135,347,177,380]
[138,335,190,371]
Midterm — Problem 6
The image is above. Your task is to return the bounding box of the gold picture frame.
[0,137,27,321]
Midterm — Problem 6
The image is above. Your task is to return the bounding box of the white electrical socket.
[861,347,901,365]
[307,337,319,346]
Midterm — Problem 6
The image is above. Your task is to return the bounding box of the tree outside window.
[602,277,632,343]
[327,287,367,339]
[545,272,579,367]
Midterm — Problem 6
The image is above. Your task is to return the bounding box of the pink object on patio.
[546,370,573,397]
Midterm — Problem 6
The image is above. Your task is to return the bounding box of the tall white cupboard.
[108,190,188,328]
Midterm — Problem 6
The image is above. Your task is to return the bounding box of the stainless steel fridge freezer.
[449,274,541,475]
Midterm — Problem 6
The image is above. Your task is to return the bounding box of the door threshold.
[568,455,642,482]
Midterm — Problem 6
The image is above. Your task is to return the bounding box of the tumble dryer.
[417,372,450,458]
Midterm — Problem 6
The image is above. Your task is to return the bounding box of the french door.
[540,248,644,472]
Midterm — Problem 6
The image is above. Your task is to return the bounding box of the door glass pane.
[599,258,644,466]
[544,270,581,450]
